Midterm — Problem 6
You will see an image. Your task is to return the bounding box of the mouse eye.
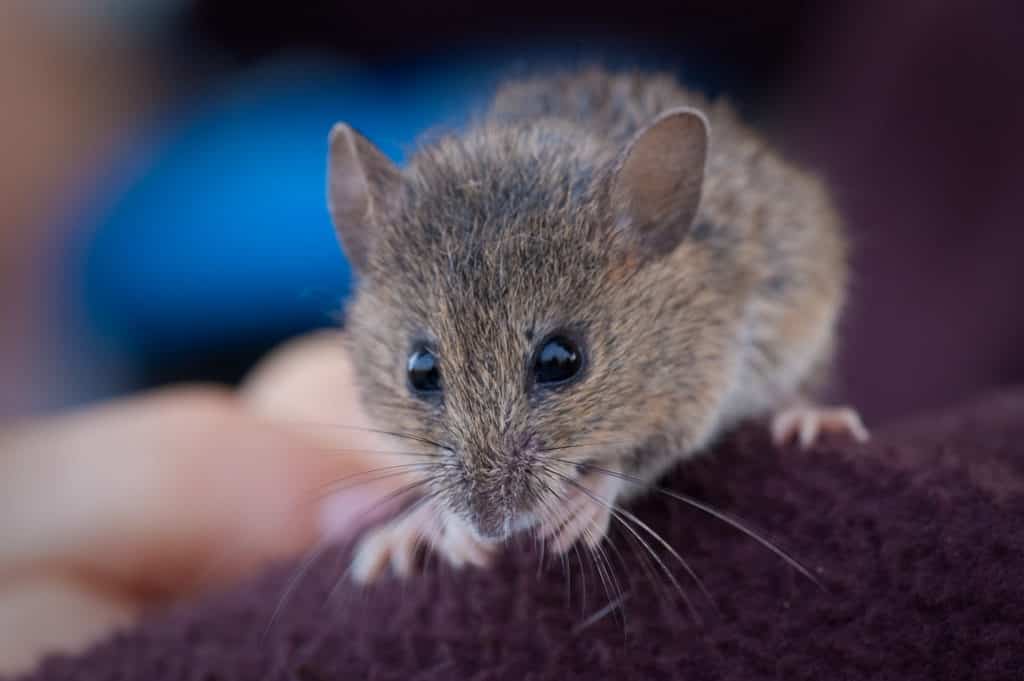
[407,347,442,394]
[534,335,583,386]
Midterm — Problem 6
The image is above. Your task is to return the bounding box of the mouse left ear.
[609,107,709,257]
[327,122,401,273]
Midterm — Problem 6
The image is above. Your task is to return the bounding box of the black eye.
[407,347,442,394]
[534,336,583,385]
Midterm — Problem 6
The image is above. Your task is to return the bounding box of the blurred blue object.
[76,43,721,371]
[81,57,497,358]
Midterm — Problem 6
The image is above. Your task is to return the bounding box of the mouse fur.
[327,67,855,574]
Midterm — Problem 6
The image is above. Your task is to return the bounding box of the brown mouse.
[325,67,867,582]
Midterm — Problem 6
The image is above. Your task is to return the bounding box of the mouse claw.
[350,504,434,584]
[350,504,497,582]
[771,405,869,449]
[438,519,494,570]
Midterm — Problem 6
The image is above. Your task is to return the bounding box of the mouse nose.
[460,457,535,540]
[465,502,509,540]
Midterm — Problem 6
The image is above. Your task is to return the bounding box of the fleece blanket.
[21,391,1024,680]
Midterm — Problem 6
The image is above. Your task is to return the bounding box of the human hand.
[0,332,399,674]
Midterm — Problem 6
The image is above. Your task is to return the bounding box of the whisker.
[594,531,631,634]
[554,460,822,588]
[263,540,335,641]
[326,487,449,605]
[531,468,632,626]
[535,441,628,454]
[306,462,444,501]
[274,420,455,452]
[537,468,706,608]
[573,592,631,635]
[582,524,623,629]
[543,488,573,604]
[527,469,579,608]
[528,479,558,578]
[343,476,440,532]
[615,506,715,610]
[189,465,437,589]
[309,447,444,458]
[570,540,589,614]
[548,469,700,623]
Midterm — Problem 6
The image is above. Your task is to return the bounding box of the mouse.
[324,67,868,582]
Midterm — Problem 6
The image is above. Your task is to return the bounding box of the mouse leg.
[771,403,869,449]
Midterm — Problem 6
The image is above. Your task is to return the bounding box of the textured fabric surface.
[18,390,1024,680]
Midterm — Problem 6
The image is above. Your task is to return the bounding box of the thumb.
[0,387,395,600]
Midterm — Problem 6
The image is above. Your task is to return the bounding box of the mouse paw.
[350,503,437,583]
[540,469,624,554]
[771,404,869,449]
[435,517,496,570]
[350,505,497,583]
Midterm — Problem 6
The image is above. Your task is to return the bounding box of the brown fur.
[334,67,847,536]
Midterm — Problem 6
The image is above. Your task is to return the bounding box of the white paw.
[436,517,494,569]
[539,468,623,554]
[350,504,495,583]
[350,503,432,583]
[771,404,869,449]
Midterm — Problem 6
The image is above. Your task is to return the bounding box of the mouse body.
[326,68,866,581]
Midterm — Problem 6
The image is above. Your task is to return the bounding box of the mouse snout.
[457,449,538,540]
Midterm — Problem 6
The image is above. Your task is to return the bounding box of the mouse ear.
[327,122,401,272]
[610,107,709,257]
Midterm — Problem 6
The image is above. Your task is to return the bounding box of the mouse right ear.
[609,107,709,258]
[327,123,401,272]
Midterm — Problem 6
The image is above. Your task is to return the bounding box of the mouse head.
[327,110,730,539]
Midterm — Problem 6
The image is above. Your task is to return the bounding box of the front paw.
[350,505,495,583]
[539,467,624,555]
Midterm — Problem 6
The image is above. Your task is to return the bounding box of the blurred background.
[1,0,1022,425]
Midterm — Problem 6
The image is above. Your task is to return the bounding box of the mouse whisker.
[305,462,447,503]
[532,469,629,624]
[591,529,631,633]
[531,468,641,630]
[567,537,590,613]
[188,465,442,591]
[573,591,631,635]
[612,506,714,609]
[337,476,453,569]
[528,473,571,591]
[547,459,821,588]
[264,538,337,641]
[409,485,458,572]
[580,524,625,629]
[327,484,450,606]
[311,447,445,459]
[330,481,460,598]
[543,466,700,623]
[362,398,429,411]
[275,420,455,453]
[535,441,628,454]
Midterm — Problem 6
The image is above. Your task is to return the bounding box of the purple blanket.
[22,390,1024,680]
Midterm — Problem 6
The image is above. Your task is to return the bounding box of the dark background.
[180,0,1024,423]
[3,0,1022,425]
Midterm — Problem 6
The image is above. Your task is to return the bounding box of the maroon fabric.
[19,390,1024,680]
